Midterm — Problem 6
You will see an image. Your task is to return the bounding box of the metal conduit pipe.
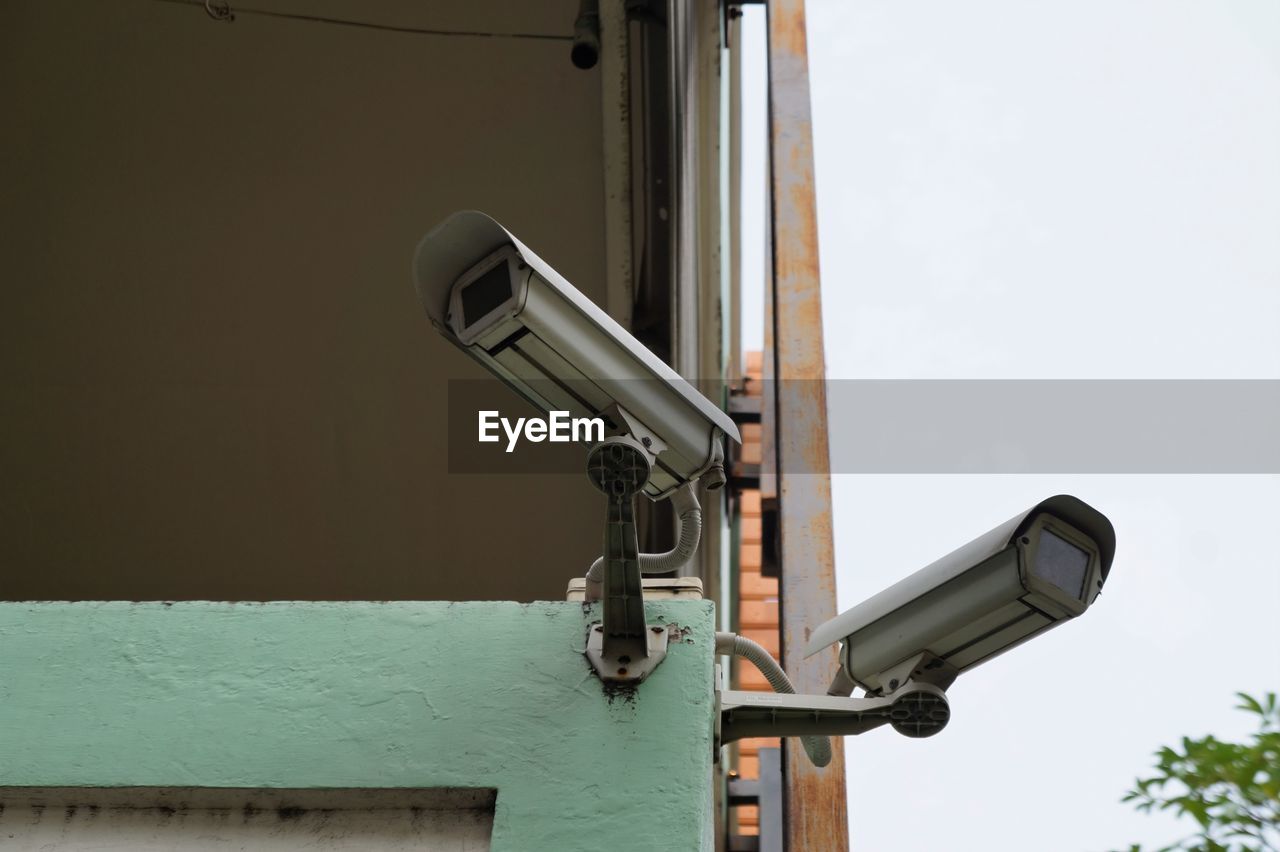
[583,483,701,601]
[715,631,833,768]
[571,0,600,69]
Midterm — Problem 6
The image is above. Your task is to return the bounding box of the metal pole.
[764,0,851,848]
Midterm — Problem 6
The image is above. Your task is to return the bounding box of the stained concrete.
[0,600,716,851]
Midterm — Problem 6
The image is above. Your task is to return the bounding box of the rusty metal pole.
[765,0,851,849]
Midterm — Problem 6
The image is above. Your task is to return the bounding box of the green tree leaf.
[1119,692,1280,852]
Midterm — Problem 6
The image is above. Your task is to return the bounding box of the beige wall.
[0,0,609,600]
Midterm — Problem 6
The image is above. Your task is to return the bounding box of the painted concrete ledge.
[0,600,716,851]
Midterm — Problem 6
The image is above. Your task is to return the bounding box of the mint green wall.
[0,601,716,851]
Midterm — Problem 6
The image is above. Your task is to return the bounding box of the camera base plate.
[585,621,670,684]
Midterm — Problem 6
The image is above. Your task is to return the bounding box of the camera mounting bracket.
[583,436,669,684]
[716,681,951,749]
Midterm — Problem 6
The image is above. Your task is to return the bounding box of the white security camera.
[716,495,1115,761]
[805,494,1116,696]
[415,210,742,687]
[413,210,740,499]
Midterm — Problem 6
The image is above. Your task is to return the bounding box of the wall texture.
[0,0,606,601]
[0,600,716,851]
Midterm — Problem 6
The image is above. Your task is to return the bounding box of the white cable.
[583,483,701,600]
[715,631,833,768]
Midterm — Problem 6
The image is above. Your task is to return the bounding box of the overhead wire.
[148,0,574,42]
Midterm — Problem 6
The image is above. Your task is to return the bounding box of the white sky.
[739,3,1280,850]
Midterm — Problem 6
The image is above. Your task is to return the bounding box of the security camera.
[716,495,1116,762]
[413,210,740,499]
[806,494,1116,696]
[414,210,742,688]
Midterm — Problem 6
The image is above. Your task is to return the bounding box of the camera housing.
[414,210,740,499]
[805,494,1116,695]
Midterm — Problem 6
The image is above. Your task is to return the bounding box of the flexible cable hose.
[584,484,701,599]
[715,632,833,768]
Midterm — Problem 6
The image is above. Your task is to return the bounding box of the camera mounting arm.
[583,436,669,684]
[717,681,950,753]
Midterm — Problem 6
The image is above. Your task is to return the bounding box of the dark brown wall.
[0,0,607,600]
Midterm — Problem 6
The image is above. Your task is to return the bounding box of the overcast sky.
[740,3,1279,850]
